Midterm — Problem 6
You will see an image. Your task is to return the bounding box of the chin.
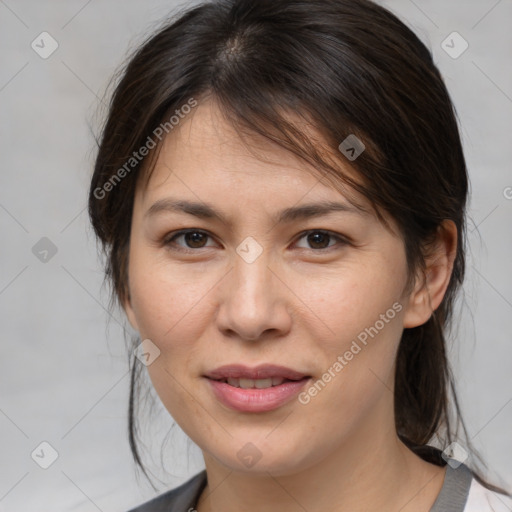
[206,437,320,477]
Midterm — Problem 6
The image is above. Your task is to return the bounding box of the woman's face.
[125,100,418,475]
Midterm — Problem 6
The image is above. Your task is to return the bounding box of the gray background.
[1,0,511,510]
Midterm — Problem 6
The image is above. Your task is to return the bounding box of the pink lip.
[204,364,310,412]
[206,378,310,412]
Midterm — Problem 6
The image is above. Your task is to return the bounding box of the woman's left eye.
[163,229,348,252]
[294,230,348,250]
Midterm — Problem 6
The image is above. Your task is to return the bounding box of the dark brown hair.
[89,0,510,495]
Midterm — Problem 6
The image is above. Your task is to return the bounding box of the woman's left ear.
[402,220,458,329]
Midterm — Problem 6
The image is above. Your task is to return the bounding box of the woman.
[88,0,511,510]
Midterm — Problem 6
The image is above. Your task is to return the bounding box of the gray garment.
[127,461,473,512]
[430,462,473,512]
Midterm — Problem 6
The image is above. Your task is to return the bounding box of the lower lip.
[206,377,310,412]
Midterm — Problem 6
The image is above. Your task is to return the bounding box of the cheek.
[126,251,217,391]
[308,256,407,349]
[127,261,210,427]
[297,311,403,447]
[299,255,406,409]
[128,250,212,341]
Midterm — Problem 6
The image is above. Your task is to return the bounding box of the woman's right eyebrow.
[145,198,370,226]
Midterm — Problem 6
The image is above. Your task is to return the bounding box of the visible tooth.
[226,377,288,388]
[227,378,240,388]
[239,378,255,389]
[255,378,273,389]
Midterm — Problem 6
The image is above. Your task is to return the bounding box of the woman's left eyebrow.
[144,198,370,225]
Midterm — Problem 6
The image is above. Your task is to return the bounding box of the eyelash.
[162,229,350,254]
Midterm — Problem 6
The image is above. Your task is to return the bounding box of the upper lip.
[204,364,308,381]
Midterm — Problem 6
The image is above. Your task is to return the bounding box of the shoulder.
[464,478,512,512]
[127,470,207,512]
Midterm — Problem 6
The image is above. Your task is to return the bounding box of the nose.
[215,249,292,342]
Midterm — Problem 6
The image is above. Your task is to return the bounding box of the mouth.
[208,376,306,389]
[203,364,311,412]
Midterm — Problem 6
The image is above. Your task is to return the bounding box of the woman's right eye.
[163,229,217,252]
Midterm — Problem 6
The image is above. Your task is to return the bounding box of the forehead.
[137,99,368,211]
